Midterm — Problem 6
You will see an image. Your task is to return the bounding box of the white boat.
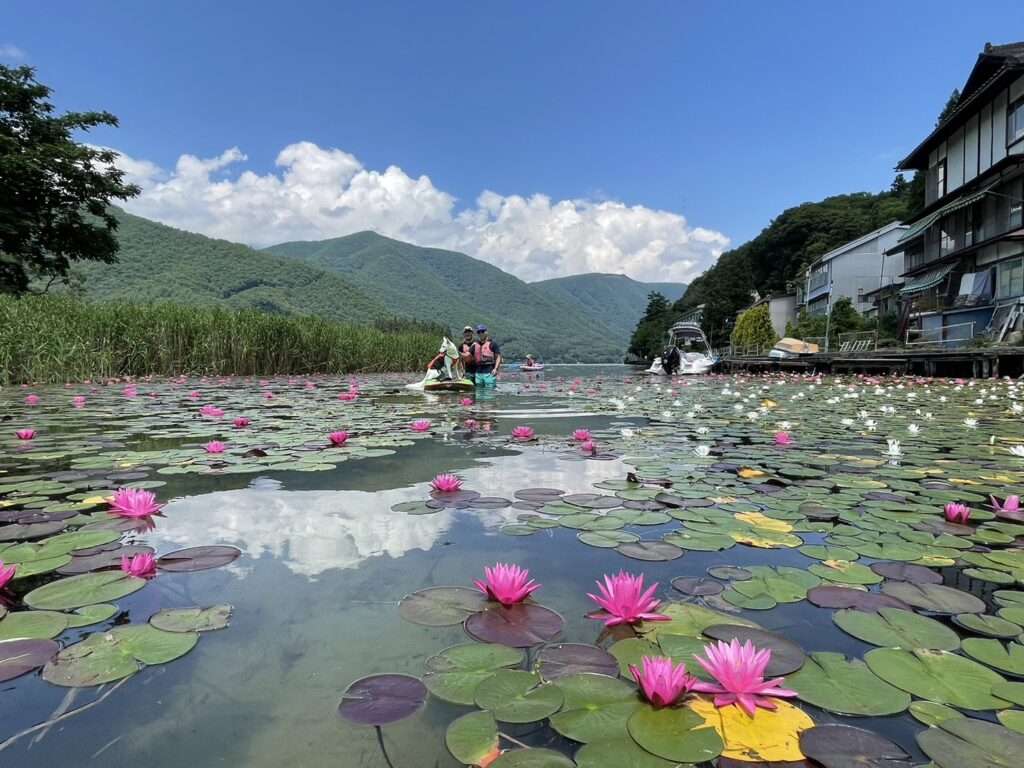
[645,322,717,375]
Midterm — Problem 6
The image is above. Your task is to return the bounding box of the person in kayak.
[473,325,502,387]
[458,326,477,383]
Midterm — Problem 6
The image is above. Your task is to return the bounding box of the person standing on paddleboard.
[473,325,501,387]
[459,326,477,384]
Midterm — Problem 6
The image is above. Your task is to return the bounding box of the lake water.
[2,365,1023,767]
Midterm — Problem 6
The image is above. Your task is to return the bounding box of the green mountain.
[75,211,390,323]
[265,232,624,361]
[531,273,686,337]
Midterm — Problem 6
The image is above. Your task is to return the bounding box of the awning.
[899,262,956,295]
[896,184,996,245]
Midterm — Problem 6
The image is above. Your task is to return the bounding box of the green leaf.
[24,571,145,611]
[0,610,69,640]
[833,607,961,650]
[445,710,498,766]
[149,604,232,633]
[786,651,910,715]
[424,643,525,705]
[627,704,724,763]
[574,738,681,768]
[549,673,640,743]
[961,639,1024,676]
[474,670,564,723]
[917,715,1024,768]
[864,648,1009,710]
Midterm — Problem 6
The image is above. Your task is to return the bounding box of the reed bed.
[0,295,437,384]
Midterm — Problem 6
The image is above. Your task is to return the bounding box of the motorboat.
[645,322,717,375]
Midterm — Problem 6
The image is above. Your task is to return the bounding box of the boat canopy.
[668,322,710,342]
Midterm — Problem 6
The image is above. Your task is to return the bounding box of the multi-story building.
[799,221,908,316]
[889,42,1024,343]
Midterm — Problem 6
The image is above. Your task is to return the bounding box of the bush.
[731,304,778,351]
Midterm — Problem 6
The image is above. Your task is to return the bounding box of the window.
[997,257,1024,299]
[936,159,947,199]
[940,222,954,255]
[1010,97,1024,145]
[1011,177,1023,230]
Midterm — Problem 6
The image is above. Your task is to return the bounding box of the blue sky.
[5,1,1024,282]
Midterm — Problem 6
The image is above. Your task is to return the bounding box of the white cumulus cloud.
[113,141,728,282]
[0,44,25,59]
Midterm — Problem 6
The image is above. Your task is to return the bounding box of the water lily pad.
[156,545,241,572]
[24,571,145,610]
[833,607,961,650]
[475,669,564,723]
[627,703,724,764]
[808,560,882,585]
[446,711,499,766]
[0,610,69,640]
[869,562,943,583]
[537,643,617,681]
[992,680,1024,706]
[615,541,683,561]
[550,673,640,743]
[150,604,232,632]
[917,715,1024,768]
[953,613,1023,639]
[702,625,806,676]
[671,576,723,596]
[909,700,962,726]
[607,637,661,677]
[465,603,565,647]
[806,585,910,612]
[799,724,912,768]
[1000,709,1024,734]
[573,737,680,768]
[689,696,814,762]
[422,642,524,705]
[65,603,118,628]
[42,624,198,687]
[637,603,758,642]
[880,582,986,614]
[662,530,735,551]
[577,530,639,548]
[337,673,427,726]
[399,587,488,627]
[863,648,1009,710]
[786,652,910,715]
[961,638,1024,676]
[490,748,575,767]
[707,566,752,581]
[0,638,59,682]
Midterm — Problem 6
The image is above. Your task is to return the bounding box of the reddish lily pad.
[806,585,911,612]
[0,638,59,682]
[156,545,241,572]
[869,562,943,584]
[671,576,724,596]
[465,603,565,647]
[337,673,427,726]
[703,624,806,676]
[537,643,618,681]
[799,725,912,768]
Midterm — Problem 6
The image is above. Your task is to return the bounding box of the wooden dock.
[716,347,1024,378]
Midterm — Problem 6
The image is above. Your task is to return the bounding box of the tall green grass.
[0,295,437,383]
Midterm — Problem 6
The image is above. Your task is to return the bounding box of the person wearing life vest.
[473,324,501,387]
[458,326,477,383]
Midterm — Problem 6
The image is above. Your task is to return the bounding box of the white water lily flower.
[1014,403,1024,414]
[864,419,878,431]
[963,417,978,429]
[746,411,760,421]
[1009,445,1024,457]
[661,410,673,420]
[693,444,712,457]
[990,435,997,445]
[777,421,792,431]
[858,410,869,420]
[733,403,744,412]
[885,439,903,458]
[610,398,625,410]
[880,405,895,416]
[696,426,710,436]
[685,410,696,419]
[693,404,705,412]
[939,396,948,403]
[907,424,920,434]
[620,428,636,439]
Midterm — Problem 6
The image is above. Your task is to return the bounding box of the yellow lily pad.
[734,512,793,533]
[738,468,766,479]
[689,697,813,762]
[730,530,802,549]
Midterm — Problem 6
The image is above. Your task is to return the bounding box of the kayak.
[424,378,475,392]
[521,364,545,372]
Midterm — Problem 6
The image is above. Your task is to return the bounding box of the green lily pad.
[917,715,1024,768]
[864,648,1009,710]
[65,604,118,628]
[577,530,640,548]
[0,610,69,640]
[808,560,882,585]
[149,604,233,633]
[953,613,1023,639]
[398,586,488,627]
[636,603,757,642]
[833,607,961,650]
[490,748,575,767]
[445,710,498,766]
[787,651,911,715]
[474,670,564,723]
[880,581,986,614]
[423,643,526,705]
[961,639,1024,676]
[24,571,146,610]
[909,700,963,726]
[574,737,680,768]
[607,637,661,678]
[627,704,724,764]
[549,673,641,743]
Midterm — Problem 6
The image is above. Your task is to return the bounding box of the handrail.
[905,321,976,346]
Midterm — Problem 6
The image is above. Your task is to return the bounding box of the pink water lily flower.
[15,429,36,440]
[431,473,462,492]
[464,418,479,431]
[944,502,970,524]
[474,563,540,606]
[109,487,164,518]
[188,390,201,400]
[991,494,1020,514]
[205,441,227,454]
[0,561,17,589]
[587,571,669,627]
[24,394,40,406]
[263,391,275,400]
[410,419,432,432]
[511,425,535,441]
[233,417,251,428]
[692,639,798,717]
[338,392,359,402]
[328,430,349,446]
[72,396,86,408]
[774,431,793,446]
[572,428,592,442]
[120,553,157,578]
[579,440,597,455]
[199,404,224,418]
[461,397,474,407]
[630,656,699,708]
